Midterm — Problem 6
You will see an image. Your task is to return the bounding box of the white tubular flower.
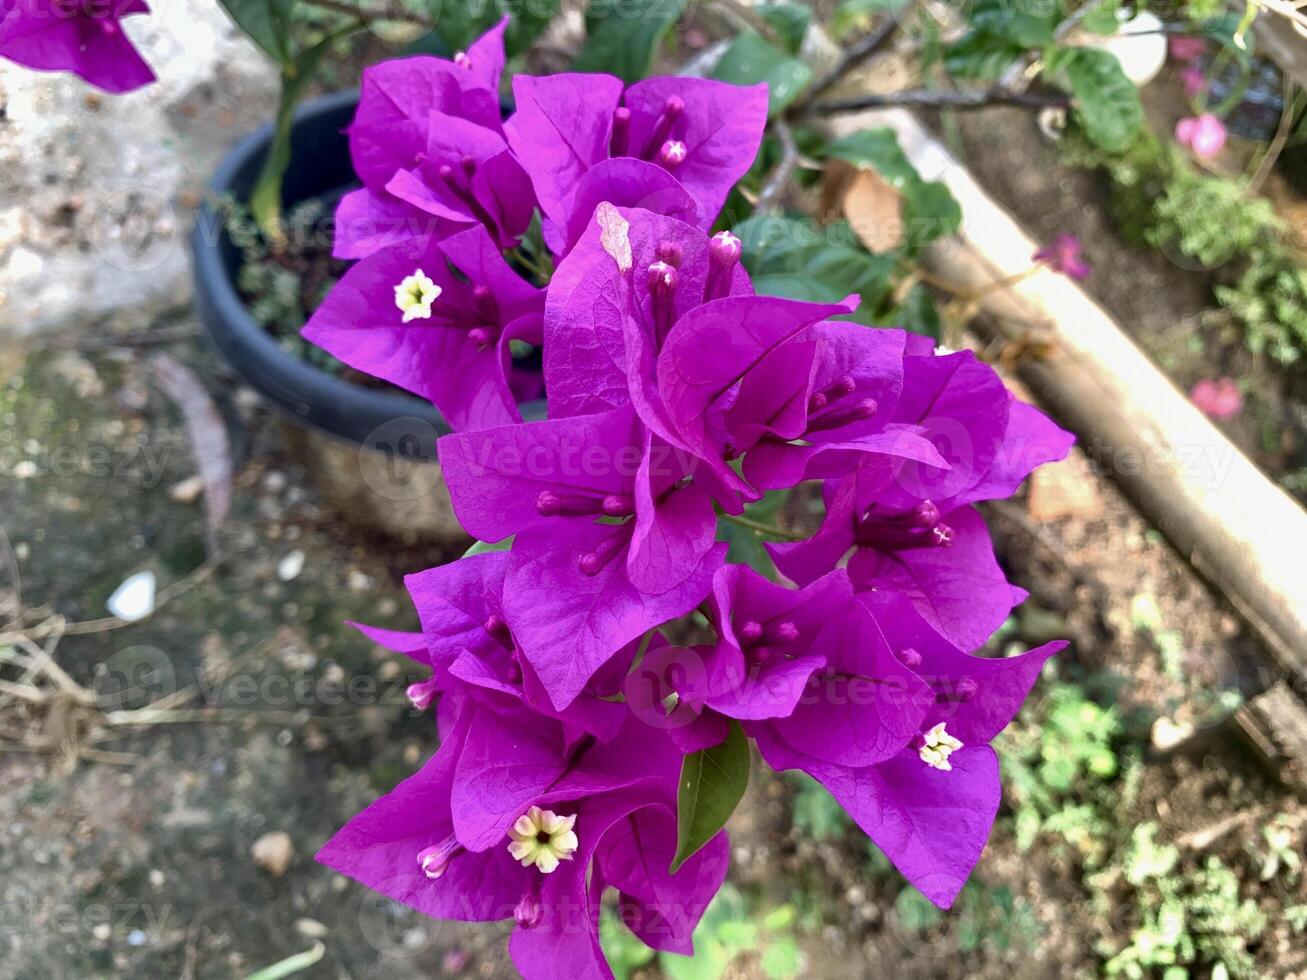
[395,269,441,323]
[919,723,964,771]
[507,806,578,874]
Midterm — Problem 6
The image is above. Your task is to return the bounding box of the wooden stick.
[825,107,1307,683]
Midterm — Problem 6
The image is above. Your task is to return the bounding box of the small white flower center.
[507,805,578,874]
[395,269,441,323]
[933,344,955,357]
[918,722,963,771]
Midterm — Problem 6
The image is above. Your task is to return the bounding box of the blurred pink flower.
[1175,113,1227,159]
[1168,35,1207,62]
[1180,64,1206,98]
[1190,378,1243,420]
[1033,233,1092,280]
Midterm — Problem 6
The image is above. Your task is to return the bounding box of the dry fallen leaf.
[1028,451,1102,522]
[150,353,232,555]
[841,167,906,253]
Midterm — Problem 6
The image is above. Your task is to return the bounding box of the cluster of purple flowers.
[303,19,1075,975]
[0,0,155,94]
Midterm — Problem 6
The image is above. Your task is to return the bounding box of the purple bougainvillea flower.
[1175,113,1227,160]
[755,592,1065,908]
[698,566,849,722]
[1190,377,1243,420]
[302,223,543,431]
[1168,34,1206,62]
[735,322,952,491]
[334,18,532,258]
[771,350,1074,649]
[1180,64,1206,98]
[352,552,629,743]
[439,404,727,708]
[543,206,753,426]
[693,565,933,768]
[1033,233,1091,281]
[506,74,768,253]
[0,0,155,94]
[385,111,537,251]
[318,705,727,979]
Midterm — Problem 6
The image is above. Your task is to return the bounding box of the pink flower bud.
[1175,114,1227,160]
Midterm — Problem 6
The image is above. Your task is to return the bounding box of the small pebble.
[169,476,204,504]
[251,831,295,878]
[277,550,305,582]
[295,918,329,939]
[107,571,156,622]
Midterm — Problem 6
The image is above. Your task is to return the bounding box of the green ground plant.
[601,884,805,980]
[1062,131,1307,367]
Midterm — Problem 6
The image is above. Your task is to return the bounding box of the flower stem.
[720,513,806,541]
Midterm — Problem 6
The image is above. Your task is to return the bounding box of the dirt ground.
[3,304,1304,978]
[940,61,1307,500]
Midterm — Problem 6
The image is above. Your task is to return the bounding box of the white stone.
[107,571,157,622]
[0,0,277,338]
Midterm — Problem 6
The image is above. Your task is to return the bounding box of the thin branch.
[754,120,800,215]
[299,0,433,29]
[712,0,781,46]
[792,13,905,115]
[720,512,806,541]
[803,86,1070,116]
[1248,81,1298,196]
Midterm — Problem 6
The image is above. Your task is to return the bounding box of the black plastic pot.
[190,90,465,539]
[191,89,450,454]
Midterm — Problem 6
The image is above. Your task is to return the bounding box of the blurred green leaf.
[1082,0,1121,35]
[757,3,810,55]
[219,0,296,64]
[599,910,657,980]
[244,944,325,980]
[970,0,1057,47]
[894,887,943,932]
[944,31,1023,80]
[760,936,804,979]
[712,32,812,116]
[575,0,687,82]
[826,128,919,187]
[1064,48,1143,153]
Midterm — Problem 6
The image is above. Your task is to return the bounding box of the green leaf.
[825,129,960,254]
[943,31,1023,80]
[575,0,687,83]
[463,536,514,557]
[249,27,356,241]
[826,128,919,187]
[244,944,325,980]
[712,32,812,116]
[1081,0,1121,35]
[831,0,902,41]
[736,214,894,320]
[426,0,560,58]
[760,936,803,979]
[219,0,295,64]
[877,283,941,339]
[1064,48,1143,153]
[757,3,810,56]
[970,0,1056,47]
[717,519,776,578]
[893,887,943,932]
[672,721,749,873]
[903,179,962,248]
[599,910,657,980]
